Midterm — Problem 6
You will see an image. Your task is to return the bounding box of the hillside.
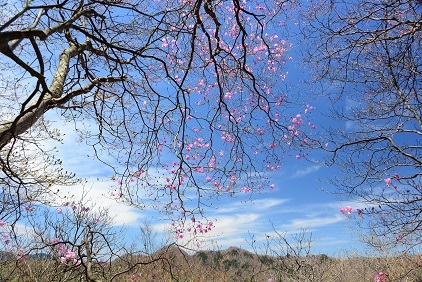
[1,246,421,281]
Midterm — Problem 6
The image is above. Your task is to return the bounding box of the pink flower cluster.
[172,218,216,240]
[384,174,400,189]
[60,249,79,265]
[0,220,10,245]
[374,272,388,282]
[339,206,353,215]
[55,241,80,265]
[340,205,364,217]
[23,205,35,212]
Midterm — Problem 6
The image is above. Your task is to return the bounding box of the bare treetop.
[301,0,421,252]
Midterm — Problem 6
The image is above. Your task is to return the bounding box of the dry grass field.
[1,244,421,282]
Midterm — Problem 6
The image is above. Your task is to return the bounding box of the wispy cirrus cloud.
[291,165,321,178]
[217,198,289,213]
[279,214,344,231]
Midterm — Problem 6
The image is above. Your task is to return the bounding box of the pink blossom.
[134,169,144,177]
[66,250,76,260]
[161,37,169,47]
[208,155,216,167]
[57,208,62,214]
[60,256,67,263]
[241,187,251,193]
[24,205,34,212]
[0,220,5,227]
[384,178,392,186]
[340,206,353,215]
[73,259,81,266]
[374,272,388,282]
[60,249,77,264]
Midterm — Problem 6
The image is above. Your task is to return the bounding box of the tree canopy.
[0,0,316,279]
[0,0,311,222]
[1,0,420,280]
[301,0,421,252]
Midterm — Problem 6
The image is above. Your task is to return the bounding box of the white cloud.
[53,179,144,226]
[217,197,289,213]
[149,196,291,250]
[34,114,358,255]
[279,214,344,231]
[291,165,321,178]
[249,198,290,210]
[12,222,36,237]
[211,213,261,237]
[195,213,263,250]
[41,115,114,178]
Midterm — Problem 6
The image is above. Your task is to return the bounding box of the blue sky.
[0,0,372,256]
[42,69,367,257]
[36,30,371,257]
[46,126,365,256]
